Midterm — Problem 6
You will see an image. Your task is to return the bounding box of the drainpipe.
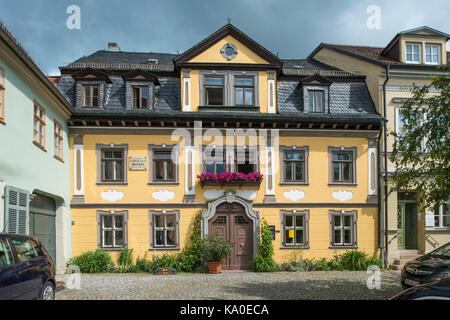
[382,64,390,268]
[377,128,384,265]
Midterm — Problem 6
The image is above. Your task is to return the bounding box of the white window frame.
[101,214,124,248]
[405,43,421,64]
[425,44,440,65]
[435,201,450,229]
[396,107,428,152]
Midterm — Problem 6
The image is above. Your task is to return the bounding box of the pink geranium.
[198,172,264,184]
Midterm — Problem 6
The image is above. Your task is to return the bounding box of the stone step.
[399,254,421,261]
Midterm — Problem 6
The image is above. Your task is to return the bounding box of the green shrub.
[340,250,369,271]
[253,219,278,272]
[69,250,113,273]
[314,257,332,271]
[199,234,232,262]
[366,256,382,269]
[117,248,134,266]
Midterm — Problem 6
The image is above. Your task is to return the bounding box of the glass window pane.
[115,161,123,180]
[296,215,304,227]
[216,163,225,173]
[104,151,113,158]
[235,87,243,105]
[133,87,140,107]
[315,92,323,112]
[205,77,223,86]
[235,78,244,86]
[344,230,352,244]
[155,161,164,180]
[333,163,340,181]
[285,215,294,228]
[113,151,122,158]
[166,162,174,180]
[11,239,40,262]
[296,230,304,245]
[295,162,303,181]
[309,92,314,112]
[334,229,341,244]
[206,87,223,105]
[155,152,171,159]
[104,161,113,180]
[114,216,123,228]
[155,230,164,246]
[286,151,302,160]
[334,216,342,227]
[154,215,164,228]
[0,239,14,269]
[103,231,113,246]
[103,215,112,228]
[243,78,253,86]
[285,230,294,245]
[344,215,352,227]
[285,162,292,181]
[206,163,215,174]
[342,163,351,181]
[244,88,253,105]
[114,231,123,246]
[166,230,175,246]
[166,215,176,228]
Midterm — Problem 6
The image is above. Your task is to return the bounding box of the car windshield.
[429,242,450,257]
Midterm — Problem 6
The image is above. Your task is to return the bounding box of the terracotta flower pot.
[207,261,223,274]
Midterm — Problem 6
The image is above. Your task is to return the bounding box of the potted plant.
[200,235,232,274]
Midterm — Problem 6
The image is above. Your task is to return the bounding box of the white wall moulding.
[283,189,306,201]
[152,189,176,202]
[100,189,124,202]
[332,190,354,202]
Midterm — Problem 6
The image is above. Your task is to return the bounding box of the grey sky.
[1,0,449,75]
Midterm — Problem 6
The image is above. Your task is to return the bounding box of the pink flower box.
[198,172,264,187]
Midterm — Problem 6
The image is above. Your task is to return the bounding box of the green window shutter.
[5,186,30,235]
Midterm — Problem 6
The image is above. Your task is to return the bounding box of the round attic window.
[221,43,238,60]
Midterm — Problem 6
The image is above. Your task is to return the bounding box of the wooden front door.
[397,192,418,250]
[209,203,253,270]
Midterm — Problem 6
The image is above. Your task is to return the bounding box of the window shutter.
[5,186,29,235]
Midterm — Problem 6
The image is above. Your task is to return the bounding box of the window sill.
[200,181,262,188]
[33,140,47,152]
[54,155,64,163]
[329,246,358,250]
[279,246,310,250]
[149,247,180,252]
[148,182,180,186]
[328,183,357,187]
[279,182,309,187]
[198,105,260,113]
[98,247,124,252]
[96,182,128,186]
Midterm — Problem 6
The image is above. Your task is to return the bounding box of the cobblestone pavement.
[56,271,402,300]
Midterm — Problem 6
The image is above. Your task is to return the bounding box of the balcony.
[198,172,263,188]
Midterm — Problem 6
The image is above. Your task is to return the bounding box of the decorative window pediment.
[121,69,160,86]
[72,68,112,83]
[297,73,332,88]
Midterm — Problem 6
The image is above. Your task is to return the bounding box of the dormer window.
[132,86,149,108]
[406,43,421,64]
[425,45,440,64]
[204,76,224,106]
[308,90,325,113]
[82,85,100,107]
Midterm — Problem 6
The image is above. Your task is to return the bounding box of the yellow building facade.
[62,24,382,269]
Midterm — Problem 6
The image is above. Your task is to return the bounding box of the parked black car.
[401,242,450,289]
[0,234,55,300]
[391,277,450,300]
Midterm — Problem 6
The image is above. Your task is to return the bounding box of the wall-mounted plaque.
[129,156,147,171]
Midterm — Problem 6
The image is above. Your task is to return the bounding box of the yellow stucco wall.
[188,35,270,64]
[70,133,378,261]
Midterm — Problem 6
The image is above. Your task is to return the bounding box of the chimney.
[108,42,121,52]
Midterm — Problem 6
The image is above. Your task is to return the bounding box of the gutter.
[382,64,390,267]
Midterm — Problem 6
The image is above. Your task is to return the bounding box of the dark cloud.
[0,0,448,75]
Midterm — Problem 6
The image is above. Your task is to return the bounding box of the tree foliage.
[389,73,450,212]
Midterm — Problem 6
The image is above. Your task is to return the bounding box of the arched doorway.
[202,191,260,271]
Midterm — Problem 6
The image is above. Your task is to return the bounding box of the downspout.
[377,128,383,265]
[382,64,390,267]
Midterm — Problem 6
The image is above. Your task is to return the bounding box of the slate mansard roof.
[58,53,378,122]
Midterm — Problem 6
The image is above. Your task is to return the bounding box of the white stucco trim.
[267,79,275,113]
[265,146,275,196]
[73,144,84,196]
[182,78,191,112]
[368,147,377,196]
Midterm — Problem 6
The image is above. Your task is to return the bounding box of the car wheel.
[41,282,55,300]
